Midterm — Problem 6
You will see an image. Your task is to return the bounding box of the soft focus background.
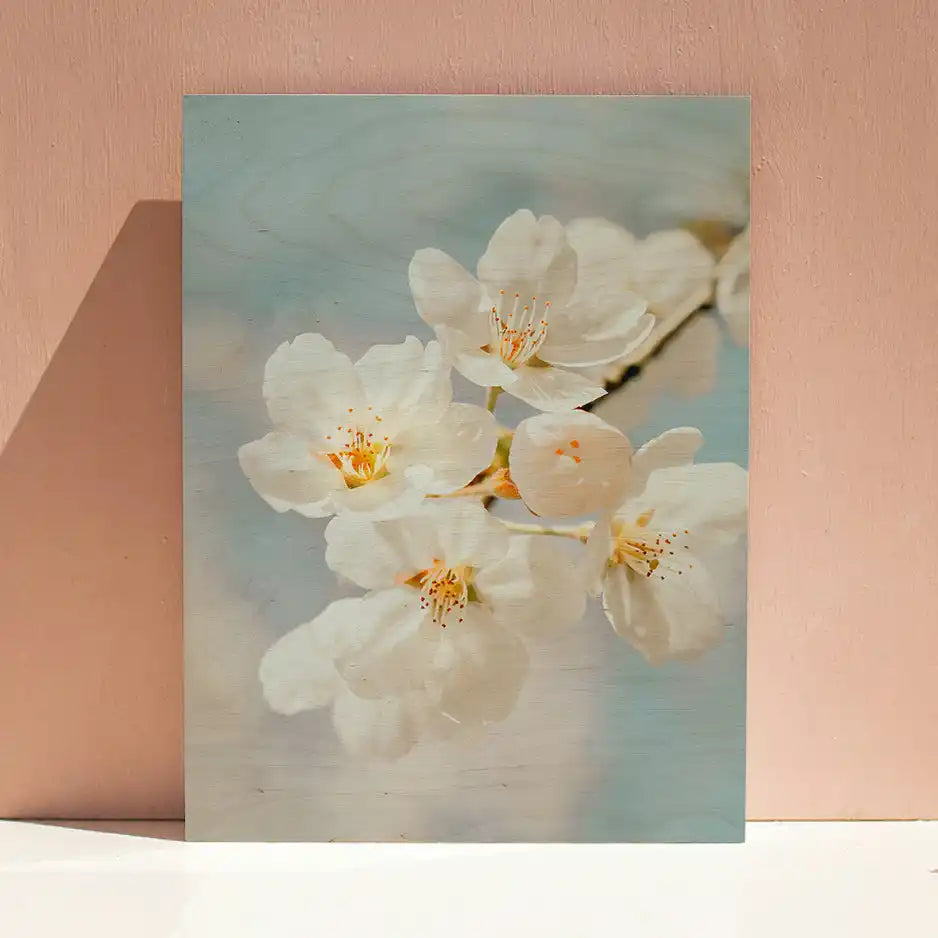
[183,95,749,841]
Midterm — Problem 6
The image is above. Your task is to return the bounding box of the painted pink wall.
[1,1,935,821]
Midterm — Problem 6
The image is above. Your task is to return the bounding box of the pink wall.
[1,0,935,821]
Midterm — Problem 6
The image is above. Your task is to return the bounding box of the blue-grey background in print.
[183,95,749,842]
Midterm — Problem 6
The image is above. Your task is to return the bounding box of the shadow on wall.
[0,201,183,820]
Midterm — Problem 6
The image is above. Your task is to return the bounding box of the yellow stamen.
[609,514,693,582]
[487,292,549,367]
[402,559,472,627]
[320,417,391,489]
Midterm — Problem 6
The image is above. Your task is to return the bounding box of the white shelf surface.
[0,821,935,936]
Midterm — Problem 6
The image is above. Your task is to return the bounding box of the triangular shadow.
[0,201,184,822]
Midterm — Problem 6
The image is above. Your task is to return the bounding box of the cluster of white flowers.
[240,210,749,759]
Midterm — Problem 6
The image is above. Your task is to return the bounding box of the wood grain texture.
[181,96,749,842]
[0,0,936,820]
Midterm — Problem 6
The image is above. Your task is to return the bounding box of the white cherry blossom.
[716,225,750,346]
[238,334,496,520]
[259,501,586,758]
[510,410,633,518]
[585,428,747,664]
[409,209,652,412]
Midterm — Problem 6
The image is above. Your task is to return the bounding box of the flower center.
[487,290,549,367]
[610,511,694,581]
[403,559,473,628]
[553,438,582,464]
[322,409,390,489]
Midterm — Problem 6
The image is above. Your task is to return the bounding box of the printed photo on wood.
[183,94,750,842]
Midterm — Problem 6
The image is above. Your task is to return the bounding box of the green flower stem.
[500,520,592,542]
[493,428,513,469]
[485,386,503,413]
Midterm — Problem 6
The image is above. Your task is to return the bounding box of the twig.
[500,520,591,541]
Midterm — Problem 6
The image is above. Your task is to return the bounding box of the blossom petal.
[627,229,715,320]
[394,403,497,495]
[478,210,577,306]
[331,687,424,760]
[567,217,637,272]
[427,321,515,389]
[508,364,606,412]
[583,514,614,595]
[629,427,705,495]
[428,603,528,727]
[566,217,637,306]
[600,564,633,638]
[329,468,430,520]
[637,463,748,550]
[332,691,420,760]
[326,501,508,593]
[408,248,488,345]
[263,333,364,437]
[474,535,586,639]
[511,410,632,517]
[238,432,343,517]
[540,305,653,368]
[568,220,714,326]
[335,587,439,700]
[354,337,452,429]
[432,500,510,570]
[453,348,519,389]
[624,554,723,663]
[324,511,440,590]
[258,597,363,715]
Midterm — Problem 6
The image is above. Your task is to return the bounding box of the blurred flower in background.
[716,226,751,346]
